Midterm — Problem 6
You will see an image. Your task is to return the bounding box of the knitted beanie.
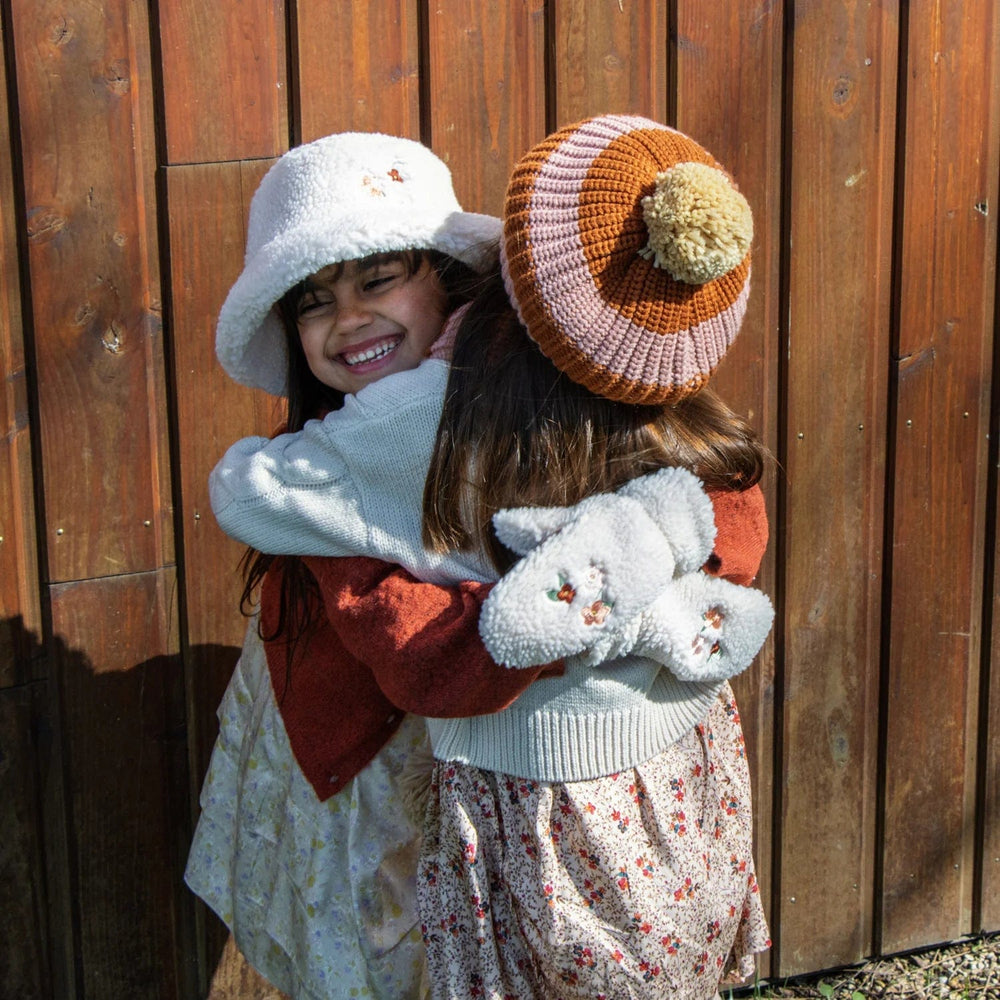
[500,114,752,404]
[217,132,502,396]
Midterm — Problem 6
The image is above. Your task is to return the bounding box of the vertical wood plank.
[674,1,784,975]
[50,569,193,999]
[9,0,172,583]
[0,11,41,683]
[165,159,282,991]
[550,0,668,125]
[778,1,898,975]
[882,0,1000,953]
[986,551,1000,929]
[165,159,279,780]
[157,0,289,164]
[295,0,420,143]
[425,0,548,216]
[0,684,51,997]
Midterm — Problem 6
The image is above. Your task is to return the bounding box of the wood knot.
[26,209,67,243]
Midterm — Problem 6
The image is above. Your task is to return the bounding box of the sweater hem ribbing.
[426,677,722,783]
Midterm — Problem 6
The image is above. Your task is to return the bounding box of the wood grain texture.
[164,159,279,838]
[295,0,420,143]
[550,0,668,124]
[9,0,172,583]
[166,158,282,989]
[50,568,195,999]
[424,0,548,216]
[674,1,784,975]
[0,13,41,684]
[881,0,1000,953]
[165,160,279,655]
[777,1,898,975]
[157,0,289,163]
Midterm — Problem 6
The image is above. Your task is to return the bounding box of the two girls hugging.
[186,114,774,1000]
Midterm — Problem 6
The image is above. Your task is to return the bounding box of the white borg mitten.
[631,572,774,682]
[617,466,717,573]
[479,493,677,668]
[478,467,719,669]
[576,572,774,681]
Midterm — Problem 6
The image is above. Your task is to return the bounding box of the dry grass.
[731,933,1000,999]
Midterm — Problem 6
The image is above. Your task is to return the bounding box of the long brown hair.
[423,269,767,573]
[240,249,485,650]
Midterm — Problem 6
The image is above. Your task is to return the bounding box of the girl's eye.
[363,273,399,292]
[297,296,334,318]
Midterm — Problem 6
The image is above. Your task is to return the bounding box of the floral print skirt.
[417,684,770,1000]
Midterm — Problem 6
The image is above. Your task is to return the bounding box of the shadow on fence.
[0,613,242,999]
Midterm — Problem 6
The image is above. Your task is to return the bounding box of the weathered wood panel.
[550,0,668,125]
[424,0,548,215]
[165,158,283,995]
[164,159,279,780]
[9,0,171,584]
[0,10,40,683]
[0,684,51,997]
[777,0,899,976]
[295,0,420,143]
[881,0,1000,953]
[985,528,1000,928]
[157,0,289,164]
[674,1,785,975]
[50,569,194,999]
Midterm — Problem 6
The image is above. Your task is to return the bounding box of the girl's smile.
[338,334,404,370]
[296,255,447,395]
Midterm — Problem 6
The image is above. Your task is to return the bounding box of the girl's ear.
[491,504,581,555]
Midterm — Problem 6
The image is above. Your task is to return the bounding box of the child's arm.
[303,555,561,718]
[297,482,764,719]
[209,422,373,556]
[209,363,449,565]
[479,473,773,679]
[704,484,769,584]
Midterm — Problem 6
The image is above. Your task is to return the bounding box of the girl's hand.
[477,467,772,674]
[631,572,773,681]
[479,492,679,668]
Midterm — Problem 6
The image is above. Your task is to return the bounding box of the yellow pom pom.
[640,162,752,284]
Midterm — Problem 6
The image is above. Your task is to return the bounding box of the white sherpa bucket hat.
[216,131,502,395]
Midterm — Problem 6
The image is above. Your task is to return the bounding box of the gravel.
[731,933,1000,998]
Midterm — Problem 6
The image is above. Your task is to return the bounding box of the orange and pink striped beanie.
[500,114,753,405]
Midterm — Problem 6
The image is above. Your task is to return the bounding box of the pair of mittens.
[478,467,716,668]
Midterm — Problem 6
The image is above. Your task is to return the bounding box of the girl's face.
[295,254,447,395]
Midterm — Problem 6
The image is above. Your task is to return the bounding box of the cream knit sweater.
[210,359,722,782]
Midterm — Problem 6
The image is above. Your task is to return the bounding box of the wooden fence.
[1,1,998,996]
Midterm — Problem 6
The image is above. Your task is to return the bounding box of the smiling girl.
[184,132,511,1000]
[292,253,449,395]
